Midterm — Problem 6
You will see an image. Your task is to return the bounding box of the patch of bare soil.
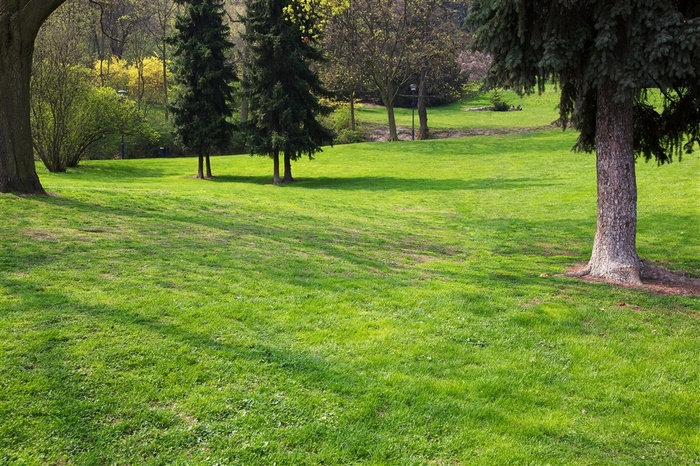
[566,262,700,296]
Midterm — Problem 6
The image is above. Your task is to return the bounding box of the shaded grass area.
[1,131,699,464]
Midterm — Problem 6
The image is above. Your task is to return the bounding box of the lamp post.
[410,83,417,141]
[117,89,128,159]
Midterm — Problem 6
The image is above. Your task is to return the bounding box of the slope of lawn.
[357,89,563,133]
[1,129,698,465]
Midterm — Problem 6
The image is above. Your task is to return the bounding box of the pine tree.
[471,0,700,285]
[242,0,335,185]
[170,0,237,179]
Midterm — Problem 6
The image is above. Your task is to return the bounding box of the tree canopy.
[471,0,700,161]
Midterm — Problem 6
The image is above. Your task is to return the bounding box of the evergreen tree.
[170,0,237,179]
[242,0,335,184]
[471,0,700,285]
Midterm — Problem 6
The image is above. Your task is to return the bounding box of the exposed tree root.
[566,260,700,296]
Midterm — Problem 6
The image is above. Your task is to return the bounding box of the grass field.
[1,102,699,464]
[357,89,563,132]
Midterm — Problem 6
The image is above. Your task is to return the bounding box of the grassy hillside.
[1,128,698,464]
[357,89,563,132]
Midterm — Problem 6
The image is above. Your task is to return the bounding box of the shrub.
[490,89,511,111]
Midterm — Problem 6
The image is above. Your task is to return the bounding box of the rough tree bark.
[0,0,66,194]
[581,80,642,284]
[283,150,294,184]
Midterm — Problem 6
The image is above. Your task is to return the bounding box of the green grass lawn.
[1,128,699,464]
[357,89,563,132]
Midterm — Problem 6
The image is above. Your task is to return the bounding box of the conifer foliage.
[471,0,700,285]
[242,0,335,185]
[170,0,236,179]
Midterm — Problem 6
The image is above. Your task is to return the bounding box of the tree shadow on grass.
[193,174,560,192]
[0,276,407,462]
[49,163,169,182]
[281,176,560,192]
[206,174,275,185]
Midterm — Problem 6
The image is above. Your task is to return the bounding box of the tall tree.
[471,0,700,285]
[0,0,67,194]
[407,0,469,140]
[331,0,414,141]
[170,0,237,179]
[149,0,177,121]
[242,0,335,184]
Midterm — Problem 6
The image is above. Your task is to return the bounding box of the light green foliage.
[0,120,698,463]
[31,68,156,171]
[283,0,349,37]
[322,99,365,144]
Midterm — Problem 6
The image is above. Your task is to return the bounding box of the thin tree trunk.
[163,37,169,122]
[582,80,641,284]
[283,150,294,183]
[0,14,46,194]
[380,88,399,141]
[205,154,212,178]
[418,69,429,140]
[349,91,356,132]
[272,150,281,184]
[197,154,204,179]
[240,46,249,123]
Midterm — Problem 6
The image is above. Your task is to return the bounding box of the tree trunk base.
[0,175,47,196]
[566,258,699,292]
[572,259,643,286]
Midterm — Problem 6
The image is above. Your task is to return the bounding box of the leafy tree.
[32,81,153,171]
[330,0,414,141]
[471,0,700,285]
[407,0,470,140]
[242,0,335,184]
[169,0,237,179]
[30,0,156,172]
[321,6,368,136]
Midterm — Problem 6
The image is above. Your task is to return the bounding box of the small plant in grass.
[490,88,511,111]
[323,99,366,144]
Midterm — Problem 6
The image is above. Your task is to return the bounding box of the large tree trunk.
[417,69,429,140]
[272,150,281,185]
[283,150,294,184]
[0,0,65,194]
[583,80,642,284]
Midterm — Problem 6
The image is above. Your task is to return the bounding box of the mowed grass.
[358,89,563,131]
[1,129,699,465]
